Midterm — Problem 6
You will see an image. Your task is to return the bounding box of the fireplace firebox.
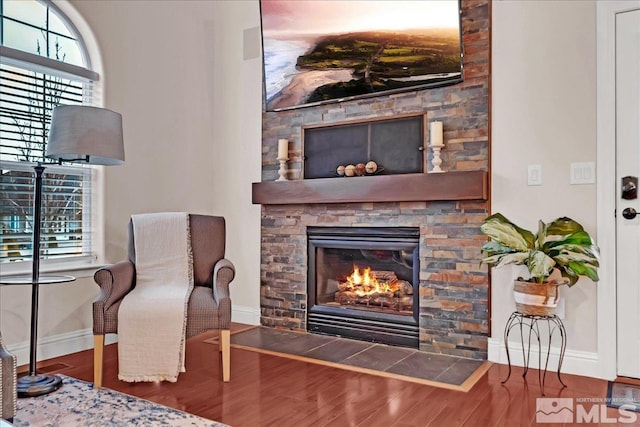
[307,226,419,348]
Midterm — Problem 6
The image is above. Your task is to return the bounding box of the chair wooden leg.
[93,334,104,388]
[220,329,230,382]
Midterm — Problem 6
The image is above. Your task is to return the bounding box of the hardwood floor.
[20,324,637,426]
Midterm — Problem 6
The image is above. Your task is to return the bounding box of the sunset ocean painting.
[260,0,462,111]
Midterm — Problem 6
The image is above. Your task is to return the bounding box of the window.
[0,0,100,268]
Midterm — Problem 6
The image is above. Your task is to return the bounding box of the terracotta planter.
[513,280,560,316]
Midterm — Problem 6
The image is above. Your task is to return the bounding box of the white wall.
[491,0,598,370]
[76,0,263,323]
[207,1,263,323]
[2,0,603,376]
[79,0,262,321]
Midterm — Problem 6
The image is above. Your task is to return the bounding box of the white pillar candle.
[430,121,444,147]
[277,139,289,159]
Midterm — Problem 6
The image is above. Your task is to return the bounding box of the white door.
[616,7,640,378]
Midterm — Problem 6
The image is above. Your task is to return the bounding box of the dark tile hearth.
[230,327,488,389]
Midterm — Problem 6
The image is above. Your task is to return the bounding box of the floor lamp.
[15,105,124,397]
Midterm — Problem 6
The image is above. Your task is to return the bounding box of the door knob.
[622,207,638,220]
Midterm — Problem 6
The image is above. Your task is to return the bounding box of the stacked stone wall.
[260,0,490,359]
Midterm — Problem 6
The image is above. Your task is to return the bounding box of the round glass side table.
[0,274,75,397]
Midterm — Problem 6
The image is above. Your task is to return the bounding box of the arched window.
[0,0,100,269]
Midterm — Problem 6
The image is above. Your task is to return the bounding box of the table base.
[17,373,62,397]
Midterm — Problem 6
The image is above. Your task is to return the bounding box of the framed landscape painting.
[260,0,463,111]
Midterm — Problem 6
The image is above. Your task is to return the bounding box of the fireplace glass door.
[307,227,419,347]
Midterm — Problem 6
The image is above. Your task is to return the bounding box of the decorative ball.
[344,164,356,177]
[355,163,366,176]
[336,165,345,176]
[365,161,378,174]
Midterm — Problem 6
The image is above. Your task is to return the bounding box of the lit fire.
[346,266,398,296]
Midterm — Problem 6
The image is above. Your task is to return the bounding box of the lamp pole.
[14,164,65,397]
[28,164,44,375]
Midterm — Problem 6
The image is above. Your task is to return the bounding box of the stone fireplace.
[255,0,490,360]
[257,197,489,359]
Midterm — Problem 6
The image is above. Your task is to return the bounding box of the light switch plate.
[527,164,542,186]
[570,162,596,185]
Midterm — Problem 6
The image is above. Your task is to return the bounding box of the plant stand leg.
[502,312,519,384]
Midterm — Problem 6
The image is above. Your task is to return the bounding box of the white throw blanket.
[117,212,193,382]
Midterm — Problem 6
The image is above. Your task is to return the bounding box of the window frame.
[0,0,104,277]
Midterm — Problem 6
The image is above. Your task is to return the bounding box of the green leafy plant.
[480,213,600,287]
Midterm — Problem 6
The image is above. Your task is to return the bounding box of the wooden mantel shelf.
[252,170,488,205]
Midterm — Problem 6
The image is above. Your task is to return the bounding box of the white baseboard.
[6,321,609,381]
[232,304,260,325]
[488,337,612,380]
[6,328,116,368]
[7,305,260,367]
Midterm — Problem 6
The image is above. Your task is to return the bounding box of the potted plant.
[480,213,600,316]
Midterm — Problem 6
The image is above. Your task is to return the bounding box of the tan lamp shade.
[46,105,124,165]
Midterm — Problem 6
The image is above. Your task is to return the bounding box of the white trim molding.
[232,304,261,326]
[6,328,116,368]
[489,337,601,380]
[596,0,640,381]
[7,306,260,367]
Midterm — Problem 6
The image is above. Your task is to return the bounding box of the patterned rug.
[14,375,227,426]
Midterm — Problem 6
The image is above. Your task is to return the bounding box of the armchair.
[92,214,235,387]
[0,333,17,422]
